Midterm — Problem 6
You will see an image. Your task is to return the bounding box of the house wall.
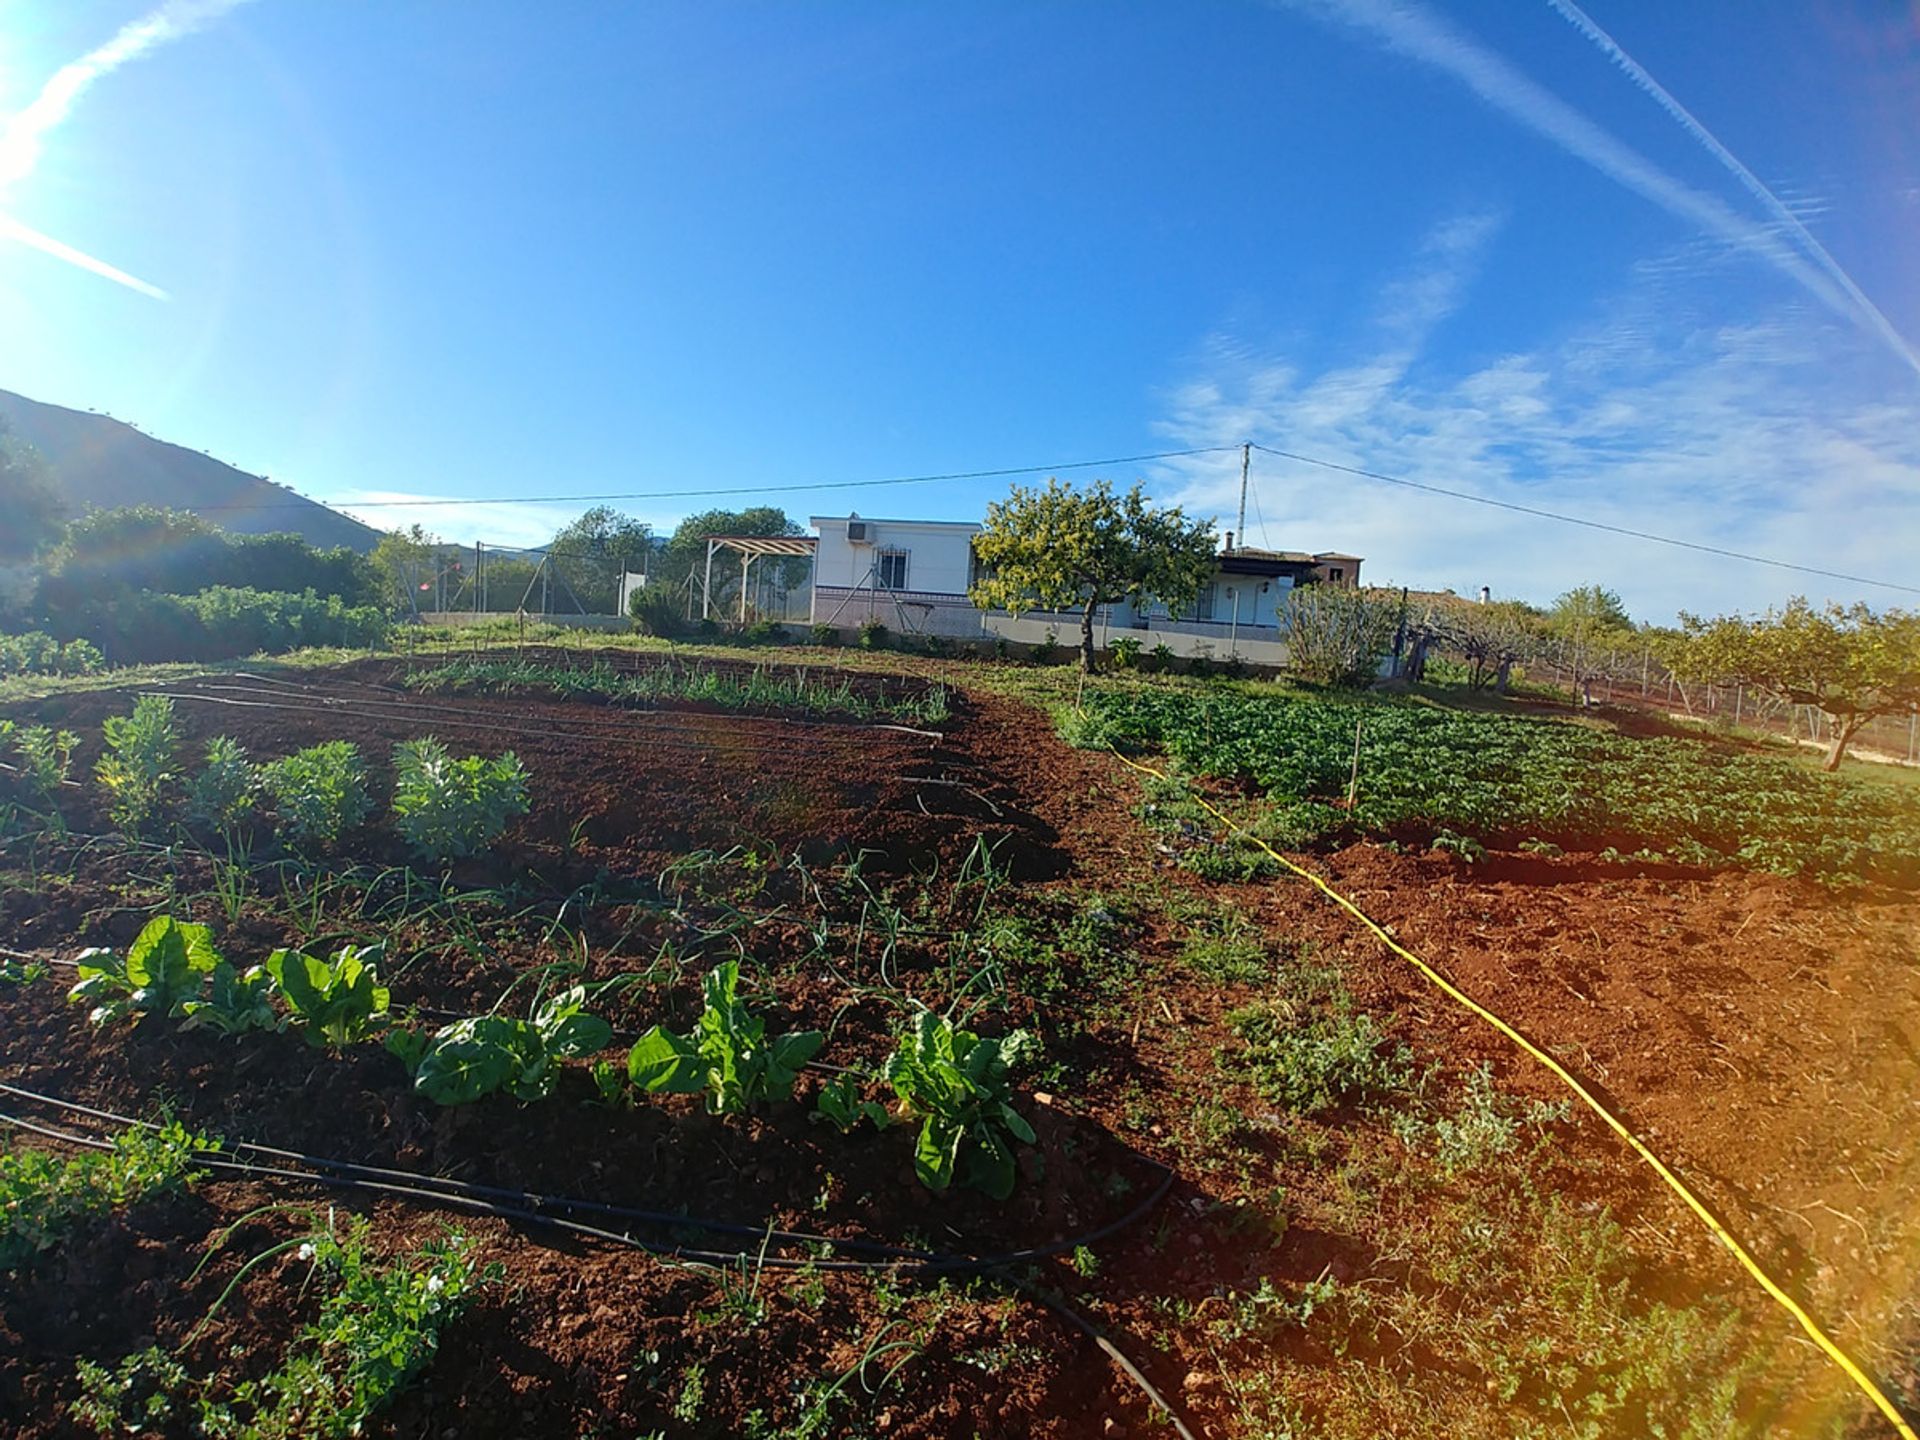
[810,517,980,596]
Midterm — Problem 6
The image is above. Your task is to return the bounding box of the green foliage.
[857,618,889,650]
[264,943,391,1047]
[809,622,840,647]
[1,1121,209,1269]
[73,1219,492,1439]
[1107,634,1143,668]
[67,915,222,1026]
[626,961,824,1114]
[883,1010,1038,1200]
[390,736,530,861]
[1391,1064,1569,1178]
[405,656,949,724]
[1084,687,1920,883]
[629,585,686,637]
[1222,1001,1412,1115]
[178,960,280,1038]
[0,417,63,562]
[549,506,653,615]
[261,740,371,847]
[1283,585,1401,687]
[187,735,260,832]
[9,723,78,812]
[1672,597,1920,768]
[0,631,103,677]
[410,986,612,1104]
[970,477,1216,672]
[95,693,179,834]
[813,1072,893,1133]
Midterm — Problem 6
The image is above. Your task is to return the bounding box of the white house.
[809,515,987,637]
[803,512,1364,664]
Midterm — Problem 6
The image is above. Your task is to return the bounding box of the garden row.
[37,912,1040,1201]
[1071,687,1920,883]
[2,695,529,861]
[403,656,953,725]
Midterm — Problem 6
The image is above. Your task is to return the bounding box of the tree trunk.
[1823,714,1865,771]
[1080,597,1100,674]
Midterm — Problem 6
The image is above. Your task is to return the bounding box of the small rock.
[1183,1370,1217,1393]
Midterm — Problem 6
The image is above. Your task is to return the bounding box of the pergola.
[702,534,819,622]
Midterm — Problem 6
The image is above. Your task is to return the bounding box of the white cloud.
[1148,221,1920,622]
[331,491,585,551]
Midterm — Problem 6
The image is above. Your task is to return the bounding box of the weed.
[1,1121,211,1268]
[1391,1064,1569,1177]
[1222,1001,1412,1115]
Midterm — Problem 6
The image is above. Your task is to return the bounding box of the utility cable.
[1248,442,1920,597]
[1110,748,1917,1440]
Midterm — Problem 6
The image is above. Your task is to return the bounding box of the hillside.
[0,389,382,554]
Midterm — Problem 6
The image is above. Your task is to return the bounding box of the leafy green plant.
[1108,634,1142,668]
[264,942,391,1047]
[10,724,78,813]
[390,736,530,861]
[809,622,841,647]
[410,986,612,1104]
[71,1345,191,1435]
[883,1010,1038,1200]
[814,1072,893,1133]
[179,960,280,1038]
[1392,1064,1569,1177]
[626,960,823,1114]
[856,618,888,650]
[261,740,370,848]
[2,1121,210,1269]
[95,694,179,834]
[67,915,222,1026]
[187,735,260,833]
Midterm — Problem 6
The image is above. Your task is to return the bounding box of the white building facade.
[809,515,988,638]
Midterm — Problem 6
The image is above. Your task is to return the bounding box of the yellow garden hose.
[1112,750,1917,1440]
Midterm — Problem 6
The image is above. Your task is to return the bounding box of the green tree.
[658,506,806,619]
[0,420,63,562]
[1414,595,1546,691]
[369,525,441,615]
[547,506,652,614]
[1545,585,1636,705]
[970,479,1216,673]
[1672,598,1920,770]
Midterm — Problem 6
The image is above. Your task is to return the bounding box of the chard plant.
[178,960,280,1038]
[626,960,823,1114]
[95,694,179,835]
[390,736,530,861]
[884,1010,1038,1200]
[264,942,390,1047]
[261,740,371,848]
[404,985,612,1105]
[67,915,222,1027]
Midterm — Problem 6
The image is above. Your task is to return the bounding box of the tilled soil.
[3,657,1918,1437]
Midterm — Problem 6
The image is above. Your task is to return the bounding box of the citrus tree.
[1673,598,1920,769]
[969,479,1215,673]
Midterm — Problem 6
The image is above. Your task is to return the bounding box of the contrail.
[1288,0,1855,323]
[1545,0,1920,381]
[0,0,253,297]
[0,213,169,299]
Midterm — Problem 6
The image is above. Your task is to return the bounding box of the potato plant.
[389,736,530,861]
[626,961,823,1114]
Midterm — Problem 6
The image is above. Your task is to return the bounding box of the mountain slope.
[0,389,382,554]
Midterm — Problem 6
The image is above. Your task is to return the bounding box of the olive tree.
[969,479,1216,673]
[1672,598,1920,770]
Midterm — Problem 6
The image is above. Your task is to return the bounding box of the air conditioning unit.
[846,521,871,544]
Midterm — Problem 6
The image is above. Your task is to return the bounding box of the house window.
[1329,567,1344,583]
[1184,584,1216,622]
[875,550,909,589]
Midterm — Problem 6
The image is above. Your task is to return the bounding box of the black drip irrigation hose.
[0,1084,1200,1436]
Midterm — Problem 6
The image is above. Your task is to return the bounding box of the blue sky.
[1,1,1916,621]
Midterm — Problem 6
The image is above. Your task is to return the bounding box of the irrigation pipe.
[1111,749,1917,1440]
[0,1089,1199,1436]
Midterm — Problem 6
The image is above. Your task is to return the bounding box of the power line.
[196,446,1244,514]
[1248,442,1920,597]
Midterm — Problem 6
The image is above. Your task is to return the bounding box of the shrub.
[810,622,841,647]
[856,618,888,651]
[262,741,370,847]
[0,632,103,678]
[95,695,179,834]
[1030,630,1061,666]
[186,736,260,833]
[1283,585,1401,688]
[62,588,388,665]
[1147,641,1176,673]
[1108,635,1142,669]
[390,737,529,861]
[629,587,685,637]
[739,620,788,646]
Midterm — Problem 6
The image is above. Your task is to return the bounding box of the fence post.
[1734,684,1742,727]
